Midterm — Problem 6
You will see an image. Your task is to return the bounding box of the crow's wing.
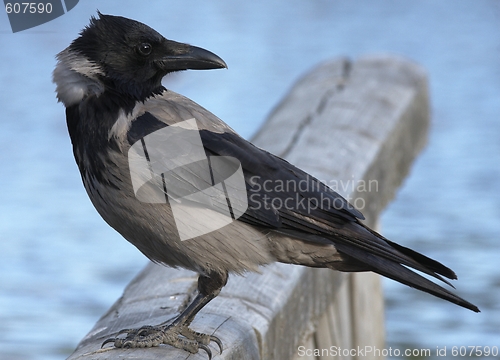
[198,119,479,312]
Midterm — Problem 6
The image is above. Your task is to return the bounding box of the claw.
[210,335,223,354]
[100,323,223,357]
[199,343,212,360]
[101,338,116,348]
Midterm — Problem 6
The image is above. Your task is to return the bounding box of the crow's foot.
[102,324,222,359]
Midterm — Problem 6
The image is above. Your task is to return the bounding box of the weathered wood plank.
[67,55,429,360]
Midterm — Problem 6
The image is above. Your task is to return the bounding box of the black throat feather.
[66,91,141,189]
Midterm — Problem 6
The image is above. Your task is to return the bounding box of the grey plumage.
[53,12,478,357]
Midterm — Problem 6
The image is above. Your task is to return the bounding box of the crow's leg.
[102,271,228,359]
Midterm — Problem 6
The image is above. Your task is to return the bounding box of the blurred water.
[0,1,499,359]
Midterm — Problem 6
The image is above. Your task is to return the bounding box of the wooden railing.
[68,55,430,360]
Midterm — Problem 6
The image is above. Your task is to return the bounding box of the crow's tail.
[332,221,479,313]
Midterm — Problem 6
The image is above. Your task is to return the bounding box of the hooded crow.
[53,13,479,358]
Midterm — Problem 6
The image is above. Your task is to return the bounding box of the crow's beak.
[157,41,227,72]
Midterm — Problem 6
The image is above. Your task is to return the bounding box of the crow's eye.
[137,43,152,56]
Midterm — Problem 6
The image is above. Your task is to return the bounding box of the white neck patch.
[53,48,105,107]
[108,103,146,150]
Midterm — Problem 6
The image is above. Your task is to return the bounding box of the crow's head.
[54,13,226,106]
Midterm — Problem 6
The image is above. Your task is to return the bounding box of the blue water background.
[0,1,499,359]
